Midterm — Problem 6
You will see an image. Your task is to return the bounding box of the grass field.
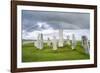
[22,41,90,62]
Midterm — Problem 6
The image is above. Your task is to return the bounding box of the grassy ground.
[22,41,90,62]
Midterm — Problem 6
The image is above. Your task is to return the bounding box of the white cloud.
[22,29,90,40]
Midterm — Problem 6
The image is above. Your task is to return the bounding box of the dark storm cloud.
[22,10,90,32]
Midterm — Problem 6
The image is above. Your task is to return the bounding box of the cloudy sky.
[22,10,90,40]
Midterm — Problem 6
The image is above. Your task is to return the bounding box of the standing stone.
[34,33,43,49]
[88,40,90,49]
[81,36,90,54]
[52,36,57,50]
[47,38,51,47]
[34,40,38,48]
[66,35,71,45]
[71,34,76,50]
[58,29,64,47]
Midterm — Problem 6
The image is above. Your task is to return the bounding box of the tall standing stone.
[52,36,58,50]
[88,40,90,49]
[47,38,51,47]
[58,29,64,47]
[34,33,43,49]
[66,35,71,45]
[34,40,38,47]
[81,36,90,54]
[71,34,76,50]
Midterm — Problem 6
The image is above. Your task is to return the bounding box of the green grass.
[22,41,90,62]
